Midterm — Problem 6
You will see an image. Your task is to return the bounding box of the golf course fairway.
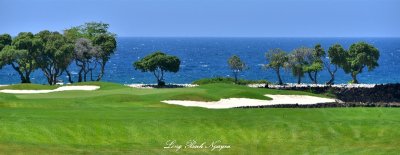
[0,82,399,154]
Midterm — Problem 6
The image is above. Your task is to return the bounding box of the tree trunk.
[351,73,359,84]
[307,72,315,84]
[48,75,54,85]
[65,69,74,84]
[326,74,335,85]
[52,74,58,85]
[18,71,28,83]
[157,80,165,87]
[23,72,31,83]
[45,72,53,85]
[90,69,93,81]
[83,71,87,82]
[96,61,106,81]
[46,78,52,85]
[325,64,337,85]
[78,69,83,82]
[234,72,238,84]
[83,62,88,82]
[76,60,84,82]
[276,69,283,85]
[21,76,29,83]
[11,64,30,83]
[314,71,318,84]
[42,68,55,85]
[154,69,165,87]
[24,78,31,83]
[297,75,301,84]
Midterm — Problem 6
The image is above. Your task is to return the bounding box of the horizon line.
[4,34,400,38]
[116,36,400,38]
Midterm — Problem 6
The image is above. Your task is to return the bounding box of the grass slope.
[0,82,399,154]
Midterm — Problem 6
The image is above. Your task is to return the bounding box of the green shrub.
[192,77,269,85]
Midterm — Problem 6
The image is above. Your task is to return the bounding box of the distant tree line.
[1,27,380,86]
[0,22,117,85]
[228,42,380,85]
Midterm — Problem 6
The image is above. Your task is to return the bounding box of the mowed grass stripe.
[0,82,399,154]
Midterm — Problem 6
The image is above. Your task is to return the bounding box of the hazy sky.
[0,0,399,37]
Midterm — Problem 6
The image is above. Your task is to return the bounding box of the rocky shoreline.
[125,83,198,89]
[248,83,400,107]
[237,102,400,108]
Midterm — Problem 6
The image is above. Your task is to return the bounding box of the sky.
[0,0,399,37]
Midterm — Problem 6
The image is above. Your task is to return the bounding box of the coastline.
[248,83,378,88]
[125,83,198,88]
[0,82,396,89]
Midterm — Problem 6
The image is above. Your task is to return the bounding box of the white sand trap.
[0,85,100,94]
[162,95,337,109]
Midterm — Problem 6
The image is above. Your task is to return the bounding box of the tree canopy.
[133,52,180,86]
[36,30,74,85]
[265,48,287,85]
[0,34,12,51]
[228,55,247,84]
[0,32,42,83]
[74,38,101,82]
[344,42,380,83]
[64,22,117,82]
[325,44,346,84]
[288,47,313,84]
[0,34,13,68]
[302,44,325,84]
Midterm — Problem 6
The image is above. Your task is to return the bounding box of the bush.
[192,77,269,85]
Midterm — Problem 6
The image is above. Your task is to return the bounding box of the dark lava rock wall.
[269,83,400,103]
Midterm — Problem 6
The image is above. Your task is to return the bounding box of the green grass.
[0,82,399,154]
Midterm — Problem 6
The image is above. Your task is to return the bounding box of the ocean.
[0,37,399,84]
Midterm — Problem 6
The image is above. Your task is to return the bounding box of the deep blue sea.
[1,37,400,84]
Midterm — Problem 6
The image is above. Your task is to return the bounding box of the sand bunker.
[0,85,100,94]
[162,95,337,109]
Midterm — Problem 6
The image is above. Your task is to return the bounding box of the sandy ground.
[0,86,100,94]
[162,95,337,109]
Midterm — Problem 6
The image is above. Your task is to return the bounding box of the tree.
[0,34,12,51]
[265,48,288,85]
[64,22,117,82]
[36,30,74,85]
[303,44,325,84]
[228,55,247,84]
[74,38,100,82]
[0,32,42,83]
[344,42,380,84]
[133,52,180,86]
[63,27,84,83]
[325,44,347,85]
[92,34,117,81]
[288,47,312,84]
